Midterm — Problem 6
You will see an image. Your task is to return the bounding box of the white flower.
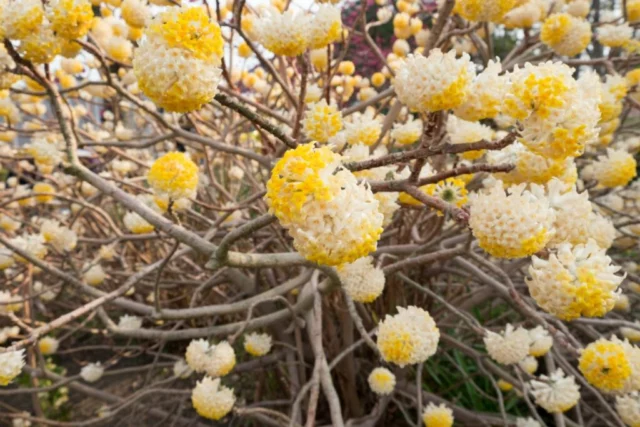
[519,356,539,375]
[591,149,637,188]
[118,315,142,330]
[228,166,244,181]
[527,239,624,320]
[0,326,19,345]
[123,211,154,234]
[546,179,592,247]
[38,337,59,355]
[191,376,235,420]
[204,341,236,378]
[308,4,342,50]
[391,117,422,145]
[620,322,640,343]
[10,234,47,262]
[469,181,555,259]
[446,115,494,160]
[368,367,396,395]
[530,369,581,413]
[254,8,310,57]
[376,306,440,367]
[337,256,385,303]
[454,60,507,121]
[588,212,616,249]
[185,339,210,373]
[83,264,106,286]
[393,49,473,113]
[0,291,21,314]
[173,359,192,379]
[528,326,553,357]
[615,392,640,427]
[40,220,77,252]
[0,349,25,386]
[80,363,104,383]
[484,324,531,365]
[343,110,381,146]
[422,402,454,427]
[244,333,272,357]
[598,23,633,47]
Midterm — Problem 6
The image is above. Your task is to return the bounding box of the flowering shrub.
[0,0,639,425]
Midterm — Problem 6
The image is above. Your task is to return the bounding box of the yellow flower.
[47,0,94,40]
[148,7,223,63]
[302,100,342,142]
[540,13,591,56]
[422,403,454,427]
[33,183,55,203]
[147,152,199,200]
[579,338,632,393]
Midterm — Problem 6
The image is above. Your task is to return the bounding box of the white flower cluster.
[40,219,77,252]
[0,349,25,386]
[191,376,235,420]
[376,306,440,367]
[530,369,581,413]
[243,333,272,357]
[337,256,386,303]
[80,363,104,383]
[484,324,531,365]
[527,239,624,320]
[185,339,236,378]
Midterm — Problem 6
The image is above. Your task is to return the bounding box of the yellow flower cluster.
[541,13,592,56]
[579,338,634,393]
[265,144,383,266]
[302,100,343,143]
[422,403,454,427]
[47,0,94,40]
[133,6,224,112]
[455,0,516,23]
[147,152,199,201]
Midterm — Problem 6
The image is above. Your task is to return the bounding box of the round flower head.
[117,315,142,330]
[528,326,553,357]
[484,324,531,365]
[391,117,423,145]
[204,341,236,378]
[368,367,396,395]
[529,369,581,413]
[546,179,593,247]
[80,363,104,383]
[147,152,199,200]
[616,392,640,427]
[598,23,633,48]
[503,1,546,28]
[133,37,223,112]
[343,110,381,146]
[121,0,149,29]
[588,212,616,249]
[337,256,385,303]
[146,6,223,63]
[302,100,343,143]
[10,234,47,263]
[393,50,473,113]
[446,115,493,160]
[38,336,59,355]
[455,0,516,22]
[579,337,640,393]
[422,403,454,427]
[265,144,383,266]
[488,143,577,186]
[0,291,21,314]
[376,306,440,367]
[0,349,25,386]
[308,5,342,49]
[191,376,235,420]
[173,359,192,378]
[591,149,637,188]
[244,333,272,357]
[254,8,310,56]
[123,211,154,234]
[527,239,625,320]
[469,181,555,259]
[540,14,592,56]
[567,0,591,18]
[41,220,77,253]
[46,0,93,40]
[426,178,469,211]
[454,60,507,121]
[185,339,210,373]
[83,264,106,286]
[2,0,44,40]
[18,23,61,64]
[520,355,539,375]
[521,71,601,160]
